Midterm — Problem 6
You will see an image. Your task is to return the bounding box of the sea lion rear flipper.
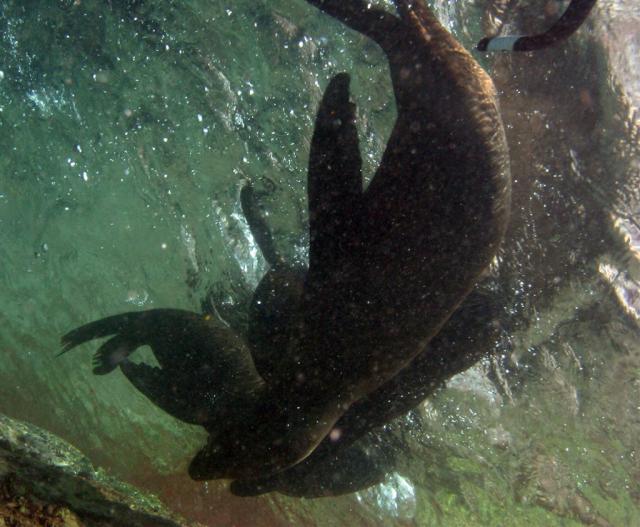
[59,312,141,355]
[92,334,137,375]
[307,73,363,285]
[120,361,210,425]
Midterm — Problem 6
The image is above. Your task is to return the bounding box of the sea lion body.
[57,0,601,493]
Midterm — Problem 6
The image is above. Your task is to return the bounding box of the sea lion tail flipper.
[59,312,142,356]
[305,0,401,48]
[240,183,281,268]
[477,0,596,51]
[91,334,137,375]
[307,73,363,283]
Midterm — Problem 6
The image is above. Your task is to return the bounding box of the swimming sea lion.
[230,0,598,496]
[477,0,596,51]
[61,0,510,482]
[192,0,511,480]
[231,0,598,496]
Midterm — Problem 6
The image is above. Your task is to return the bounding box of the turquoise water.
[1,0,639,525]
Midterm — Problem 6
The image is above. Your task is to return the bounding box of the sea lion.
[191,0,510,480]
[477,0,596,51]
[61,0,510,482]
[232,0,600,497]
[231,0,598,497]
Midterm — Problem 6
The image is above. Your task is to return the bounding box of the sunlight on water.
[357,472,417,521]
[599,262,640,320]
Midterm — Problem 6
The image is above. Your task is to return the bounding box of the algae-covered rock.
[0,413,202,527]
[515,452,612,527]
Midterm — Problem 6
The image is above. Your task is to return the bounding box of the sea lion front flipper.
[119,361,211,425]
[307,73,363,286]
[240,184,281,268]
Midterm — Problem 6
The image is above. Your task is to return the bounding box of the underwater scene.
[0,0,639,525]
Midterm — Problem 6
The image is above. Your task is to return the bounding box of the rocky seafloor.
[0,413,200,526]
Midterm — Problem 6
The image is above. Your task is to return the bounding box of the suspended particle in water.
[329,428,342,442]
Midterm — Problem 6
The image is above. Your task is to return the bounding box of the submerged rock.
[0,413,201,527]
[515,452,612,527]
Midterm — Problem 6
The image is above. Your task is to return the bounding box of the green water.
[1,0,639,525]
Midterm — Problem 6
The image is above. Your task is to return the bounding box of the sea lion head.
[187,392,339,480]
[187,428,319,481]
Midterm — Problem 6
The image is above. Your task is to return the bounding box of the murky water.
[1,0,638,525]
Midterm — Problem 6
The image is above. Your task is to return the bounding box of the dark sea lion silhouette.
[60,0,510,482]
[59,309,265,426]
[236,6,601,500]
[477,0,596,51]
[230,284,501,497]
[234,0,600,497]
[192,0,511,481]
[239,184,305,385]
